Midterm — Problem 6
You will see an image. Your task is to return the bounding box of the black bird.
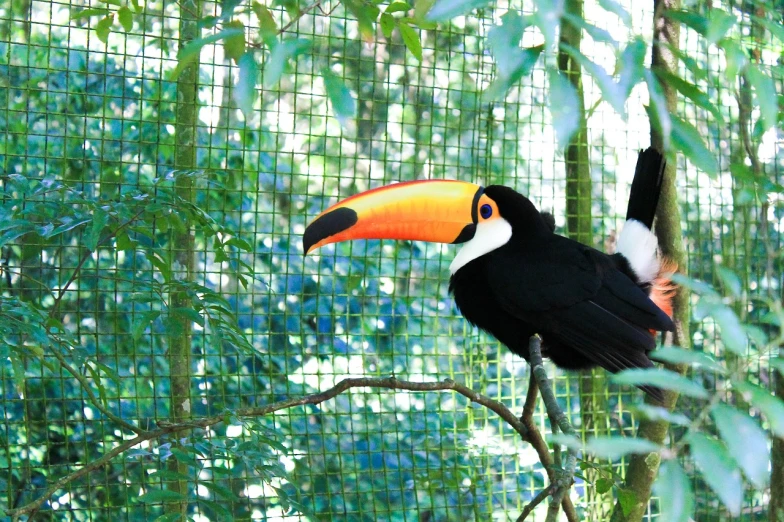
[303,148,675,399]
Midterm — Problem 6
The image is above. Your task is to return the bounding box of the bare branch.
[518,347,579,522]
[527,336,578,522]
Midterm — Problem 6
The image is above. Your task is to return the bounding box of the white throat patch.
[450,218,513,274]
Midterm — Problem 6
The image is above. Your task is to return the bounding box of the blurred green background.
[0,0,782,520]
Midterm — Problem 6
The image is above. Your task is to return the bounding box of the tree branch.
[7,376,543,517]
[516,351,579,522]
[526,336,578,522]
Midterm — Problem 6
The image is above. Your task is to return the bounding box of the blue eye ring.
[479,204,493,219]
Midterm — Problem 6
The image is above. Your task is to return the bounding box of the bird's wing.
[485,236,673,373]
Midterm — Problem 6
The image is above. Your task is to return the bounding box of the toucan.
[303,148,676,400]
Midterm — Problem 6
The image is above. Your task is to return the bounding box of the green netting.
[0,0,782,520]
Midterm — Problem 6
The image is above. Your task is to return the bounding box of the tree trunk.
[610,0,687,520]
[165,0,200,516]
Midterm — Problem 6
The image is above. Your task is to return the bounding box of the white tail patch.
[617,219,659,284]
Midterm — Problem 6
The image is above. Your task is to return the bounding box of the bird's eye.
[480,204,493,219]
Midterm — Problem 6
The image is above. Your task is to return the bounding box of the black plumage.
[449,154,673,400]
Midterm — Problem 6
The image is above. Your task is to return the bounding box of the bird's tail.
[617,148,668,286]
[618,147,677,330]
[626,147,665,229]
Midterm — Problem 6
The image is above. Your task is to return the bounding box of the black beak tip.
[302,207,358,254]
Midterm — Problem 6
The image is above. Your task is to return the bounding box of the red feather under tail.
[650,258,677,331]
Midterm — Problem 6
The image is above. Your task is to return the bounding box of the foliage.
[0,0,782,519]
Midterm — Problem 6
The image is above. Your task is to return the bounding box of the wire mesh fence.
[0,0,782,520]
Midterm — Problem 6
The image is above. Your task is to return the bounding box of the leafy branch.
[6,373,583,520]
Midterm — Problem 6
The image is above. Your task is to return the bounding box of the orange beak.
[303,180,483,254]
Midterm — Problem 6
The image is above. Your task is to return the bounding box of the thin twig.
[35,211,149,436]
[7,376,527,516]
[518,351,579,522]
[527,336,578,522]
[279,0,330,34]
[517,485,554,521]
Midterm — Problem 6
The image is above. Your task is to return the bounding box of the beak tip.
[303,207,359,255]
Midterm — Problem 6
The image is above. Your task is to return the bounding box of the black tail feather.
[626,147,666,229]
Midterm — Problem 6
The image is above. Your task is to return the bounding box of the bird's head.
[303,180,551,272]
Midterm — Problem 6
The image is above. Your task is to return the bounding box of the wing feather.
[485,236,670,400]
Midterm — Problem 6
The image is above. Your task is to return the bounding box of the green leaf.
[425,0,491,22]
[197,498,233,518]
[94,362,121,386]
[344,0,378,40]
[95,15,114,44]
[665,10,707,36]
[534,0,563,50]
[198,480,239,501]
[170,28,245,80]
[733,380,784,438]
[85,363,109,406]
[85,208,109,251]
[386,1,411,13]
[482,13,542,101]
[706,9,736,44]
[398,23,422,61]
[595,477,614,494]
[708,304,747,355]
[715,265,742,298]
[549,434,660,459]
[597,0,630,25]
[730,163,784,194]
[226,237,252,251]
[548,68,579,149]
[148,469,193,481]
[148,252,171,280]
[252,2,277,39]
[117,6,133,31]
[262,38,311,88]
[687,433,742,515]
[172,307,206,327]
[223,20,246,63]
[746,64,777,133]
[722,39,747,81]
[649,346,726,374]
[138,489,189,503]
[379,13,396,39]
[631,403,690,426]
[562,13,617,47]
[712,403,769,489]
[616,488,637,516]
[753,14,784,47]
[585,437,660,459]
[653,461,693,522]
[133,310,161,340]
[322,68,356,128]
[617,37,646,99]
[654,69,723,123]
[561,45,624,116]
[644,70,671,150]
[670,115,718,176]
[612,368,709,399]
[668,273,719,297]
[71,7,111,20]
[487,11,525,78]
[234,52,257,120]
[403,16,436,30]
[153,514,183,522]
